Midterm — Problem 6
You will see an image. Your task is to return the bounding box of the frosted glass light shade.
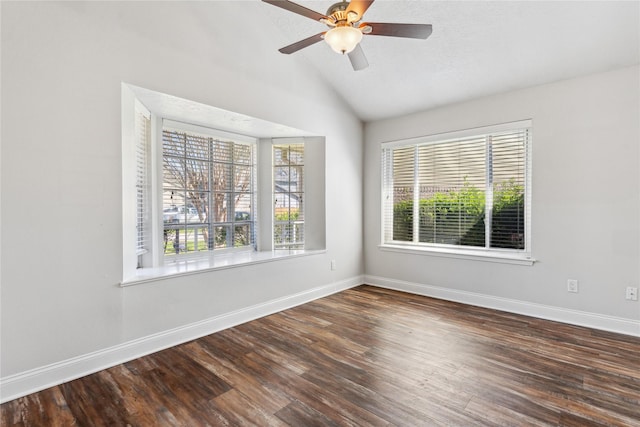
[324,26,363,54]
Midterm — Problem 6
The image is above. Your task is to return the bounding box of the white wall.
[0,1,363,381]
[364,66,640,329]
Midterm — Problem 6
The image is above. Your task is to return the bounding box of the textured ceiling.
[259,0,640,121]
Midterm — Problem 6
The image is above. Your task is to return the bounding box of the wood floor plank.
[0,387,76,427]
[177,341,292,414]
[210,389,287,427]
[240,351,392,426]
[275,399,342,427]
[2,285,639,426]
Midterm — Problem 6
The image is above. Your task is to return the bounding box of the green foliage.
[393,179,524,249]
[274,210,301,246]
[491,180,525,249]
[163,225,251,255]
[275,210,299,221]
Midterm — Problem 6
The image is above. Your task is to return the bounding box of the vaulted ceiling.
[259,1,639,121]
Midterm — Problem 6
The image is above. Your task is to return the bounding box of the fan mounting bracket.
[326,1,360,25]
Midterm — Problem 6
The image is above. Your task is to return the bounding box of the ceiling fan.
[262,0,433,71]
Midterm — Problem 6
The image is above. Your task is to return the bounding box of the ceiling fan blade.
[346,0,374,21]
[365,23,433,39]
[279,32,325,54]
[262,0,329,22]
[348,44,369,71]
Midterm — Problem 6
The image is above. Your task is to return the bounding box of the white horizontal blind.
[162,126,256,257]
[389,145,415,242]
[418,136,486,247]
[273,143,304,250]
[382,123,531,255]
[488,129,529,249]
[135,106,151,259]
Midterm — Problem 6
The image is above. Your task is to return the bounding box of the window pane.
[185,134,209,160]
[165,226,209,253]
[162,128,256,257]
[212,193,229,222]
[185,159,210,191]
[234,193,252,221]
[163,131,185,157]
[418,139,486,247]
[214,225,231,249]
[234,165,252,193]
[392,146,414,242]
[234,144,252,165]
[490,131,527,249]
[274,221,304,249]
[274,145,304,166]
[234,224,251,247]
[186,193,208,224]
[163,190,186,219]
[212,163,232,193]
[274,144,304,249]
[163,157,186,189]
[212,140,233,163]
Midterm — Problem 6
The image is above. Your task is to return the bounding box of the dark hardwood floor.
[2,285,640,426]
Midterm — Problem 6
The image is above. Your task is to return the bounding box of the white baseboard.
[4,274,637,404]
[0,276,362,404]
[365,275,640,337]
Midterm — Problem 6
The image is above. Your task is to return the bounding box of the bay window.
[121,84,326,285]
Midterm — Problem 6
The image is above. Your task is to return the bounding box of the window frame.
[160,120,258,261]
[380,120,534,265]
[273,142,305,250]
[121,84,327,286]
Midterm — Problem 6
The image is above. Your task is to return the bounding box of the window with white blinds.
[162,123,256,257]
[135,104,151,264]
[273,143,304,250]
[382,121,531,258]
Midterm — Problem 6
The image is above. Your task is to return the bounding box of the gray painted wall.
[1,1,364,377]
[364,66,640,323]
[1,0,639,394]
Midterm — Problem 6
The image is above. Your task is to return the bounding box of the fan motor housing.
[326,1,351,23]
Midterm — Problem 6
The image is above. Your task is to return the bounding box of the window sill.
[121,249,326,287]
[379,244,535,266]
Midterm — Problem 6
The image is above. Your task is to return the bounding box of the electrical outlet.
[331,260,337,271]
[626,287,638,301]
[567,279,579,293]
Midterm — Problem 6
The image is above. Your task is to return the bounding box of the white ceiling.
[128,84,316,138]
[259,0,640,122]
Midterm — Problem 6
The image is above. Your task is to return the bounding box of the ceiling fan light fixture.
[324,26,363,54]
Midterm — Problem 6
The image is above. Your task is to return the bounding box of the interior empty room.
[1,1,639,425]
